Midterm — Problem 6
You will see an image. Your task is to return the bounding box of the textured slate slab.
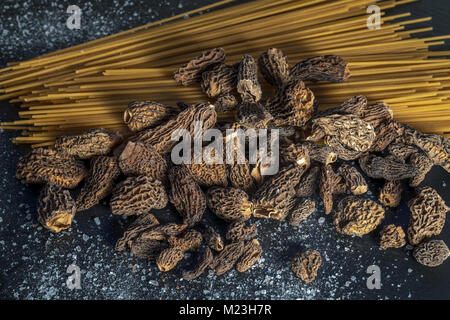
[0,0,449,300]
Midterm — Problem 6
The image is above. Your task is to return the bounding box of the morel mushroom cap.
[253,164,304,221]
[408,152,434,187]
[110,176,168,216]
[37,184,76,233]
[118,141,168,183]
[16,148,87,189]
[413,240,450,267]
[291,55,350,83]
[333,196,385,237]
[258,48,290,91]
[156,247,185,272]
[225,221,258,243]
[174,47,226,86]
[55,128,122,159]
[206,187,253,222]
[359,102,394,128]
[131,103,217,154]
[338,163,368,195]
[407,187,449,245]
[183,247,214,280]
[359,154,419,181]
[213,241,246,275]
[236,239,262,273]
[379,180,402,208]
[291,249,322,283]
[265,78,315,127]
[308,114,376,152]
[237,54,262,103]
[124,100,177,132]
[201,63,238,98]
[288,199,316,227]
[380,225,406,250]
[76,156,120,212]
[169,166,206,226]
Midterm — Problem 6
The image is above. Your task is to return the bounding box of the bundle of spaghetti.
[2,0,450,147]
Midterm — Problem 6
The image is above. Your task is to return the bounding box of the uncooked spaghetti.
[1,0,450,147]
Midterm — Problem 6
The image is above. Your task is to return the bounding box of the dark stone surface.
[0,0,449,300]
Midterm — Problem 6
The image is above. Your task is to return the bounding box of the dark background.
[0,0,449,300]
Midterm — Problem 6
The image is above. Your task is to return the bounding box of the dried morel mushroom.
[115,214,160,252]
[250,152,276,186]
[379,180,402,208]
[358,154,419,181]
[258,48,290,91]
[201,63,237,98]
[223,124,256,192]
[131,103,217,154]
[407,187,449,245]
[169,166,206,226]
[413,240,450,267]
[183,247,214,280]
[118,141,168,182]
[225,221,258,242]
[110,176,168,216]
[338,163,368,195]
[130,237,167,260]
[140,223,188,242]
[183,161,228,188]
[319,164,342,215]
[308,114,376,152]
[315,95,367,118]
[388,142,418,161]
[290,250,322,283]
[368,121,403,153]
[55,128,122,159]
[213,241,246,275]
[302,142,337,165]
[16,148,87,189]
[236,239,262,272]
[200,224,224,252]
[228,160,255,194]
[291,55,350,83]
[288,199,316,227]
[380,225,406,250]
[156,247,185,272]
[359,102,393,128]
[408,152,434,187]
[296,165,320,197]
[265,78,315,127]
[325,136,363,161]
[280,143,310,168]
[214,94,238,113]
[174,47,226,86]
[76,156,120,211]
[236,101,273,129]
[182,145,228,188]
[124,101,177,132]
[237,54,262,103]
[206,187,253,222]
[333,196,385,237]
[37,184,76,233]
[168,229,203,252]
[253,164,304,221]
[404,129,450,173]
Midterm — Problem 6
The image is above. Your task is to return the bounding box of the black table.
[0,0,449,300]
